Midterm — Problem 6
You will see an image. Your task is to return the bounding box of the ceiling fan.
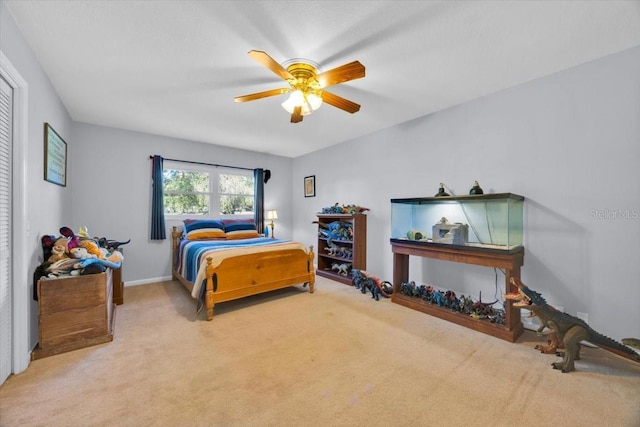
[234,50,365,123]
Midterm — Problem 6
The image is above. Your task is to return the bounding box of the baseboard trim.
[125,276,173,287]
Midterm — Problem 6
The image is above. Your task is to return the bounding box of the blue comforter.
[176,237,291,283]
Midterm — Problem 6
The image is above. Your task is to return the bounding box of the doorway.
[0,74,13,384]
[0,51,30,384]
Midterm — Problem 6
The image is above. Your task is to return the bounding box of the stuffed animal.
[70,247,96,260]
[78,225,90,239]
[60,226,80,250]
[106,250,124,263]
[79,239,107,259]
[45,258,77,276]
[47,237,69,262]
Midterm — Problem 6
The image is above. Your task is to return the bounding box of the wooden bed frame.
[171,226,315,320]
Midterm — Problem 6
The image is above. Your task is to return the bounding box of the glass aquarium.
[390,193,524,253]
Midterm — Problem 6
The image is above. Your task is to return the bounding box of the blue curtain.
[151,155,166,240]
[254,168,265,234]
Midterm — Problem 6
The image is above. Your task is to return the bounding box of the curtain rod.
[149,155,256,172]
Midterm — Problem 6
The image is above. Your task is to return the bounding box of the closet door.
[0,75,13,385]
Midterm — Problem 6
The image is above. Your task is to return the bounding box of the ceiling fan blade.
[234,88,289,103]
[321,91,361,114]
[316,61,365,88]
[248,50,294,81]
[291,106,303,123]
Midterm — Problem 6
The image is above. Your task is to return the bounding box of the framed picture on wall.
[304,175,315,198]
[44,123,67,187]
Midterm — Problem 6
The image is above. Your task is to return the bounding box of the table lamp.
[266,210,278,239]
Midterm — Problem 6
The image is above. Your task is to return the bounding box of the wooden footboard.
[171,226,315,320]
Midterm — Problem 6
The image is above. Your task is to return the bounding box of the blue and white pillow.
[222,218,260,240]
[183,219,226,240]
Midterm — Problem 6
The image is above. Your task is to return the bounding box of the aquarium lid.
[390,193,524,204]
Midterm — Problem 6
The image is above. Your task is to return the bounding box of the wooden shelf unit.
[316,213,367,285]
[390,240,524,342]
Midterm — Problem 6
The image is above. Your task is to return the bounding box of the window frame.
[162,160,254,219]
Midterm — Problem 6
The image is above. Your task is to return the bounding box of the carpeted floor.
[1,277,639,427]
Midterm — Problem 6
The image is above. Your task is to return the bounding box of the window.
[219,173,254,215]
[163,168,210,215]
[163,162,254,217]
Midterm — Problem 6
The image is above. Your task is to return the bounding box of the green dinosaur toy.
[505,277,640,373]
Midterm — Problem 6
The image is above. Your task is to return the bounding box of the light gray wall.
[1,1,73,349]
[71,122,294,284]
[292,46,640,340]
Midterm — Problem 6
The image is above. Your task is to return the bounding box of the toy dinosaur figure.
[324,243,339,256]
[505,277,640,373]
[331,262,351,276]
[351,269,392,301]
[471,291,498,317]
[313,220,353,241]
[321,203,369,215]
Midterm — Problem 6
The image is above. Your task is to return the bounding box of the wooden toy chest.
[32,270,115,360]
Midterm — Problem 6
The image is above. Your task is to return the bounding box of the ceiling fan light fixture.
[237,50,364,123]
[281,89,323,116]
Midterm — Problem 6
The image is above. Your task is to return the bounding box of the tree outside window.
[163,163,254,217]
[219,174,254,215]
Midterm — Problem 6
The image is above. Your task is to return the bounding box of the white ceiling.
[5,1,640,158]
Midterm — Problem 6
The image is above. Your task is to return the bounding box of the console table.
[390,240,524,342]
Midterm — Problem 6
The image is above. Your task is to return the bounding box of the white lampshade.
[281,90,304,114]
[281,90,323,116]
[266,210,278,220]
[306,92,323,110]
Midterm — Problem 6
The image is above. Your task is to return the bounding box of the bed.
[171,218,315,320]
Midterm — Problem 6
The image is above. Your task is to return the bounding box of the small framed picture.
[44,123,67,187]
[304,175,315,198]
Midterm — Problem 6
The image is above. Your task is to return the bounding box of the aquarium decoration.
[432,217,469,245]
